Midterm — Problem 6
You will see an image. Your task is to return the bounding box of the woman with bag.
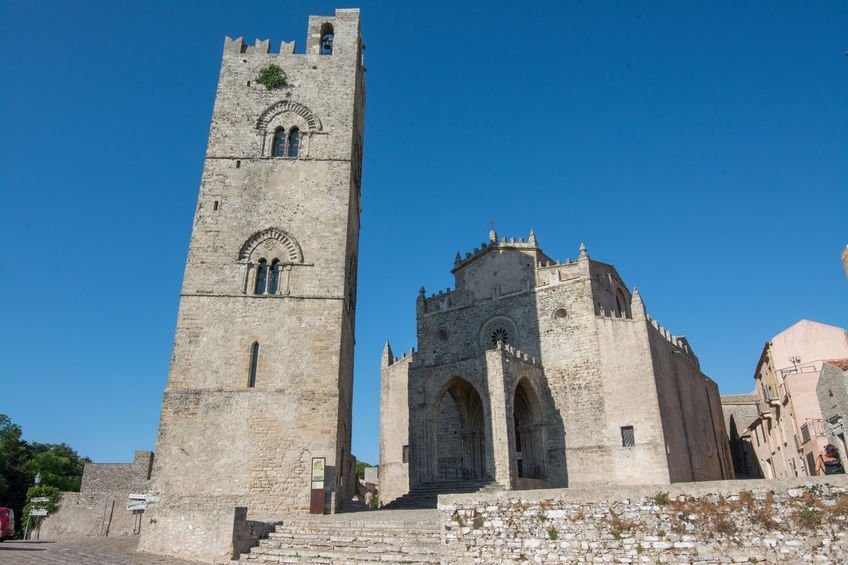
[815,444,845,475]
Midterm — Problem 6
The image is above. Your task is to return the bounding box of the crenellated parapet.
[646,315,699,365]
[451,229,543,272]
[224,36,298,56]
[492,340,540,367]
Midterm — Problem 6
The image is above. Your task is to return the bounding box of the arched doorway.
[513,379,544,480]
[435,378,486,482]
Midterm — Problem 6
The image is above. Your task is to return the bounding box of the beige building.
[746,320,848,479]
[380,231,733,506]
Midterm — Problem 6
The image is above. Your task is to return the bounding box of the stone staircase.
[233,509,442,564]
[381,479,498,510]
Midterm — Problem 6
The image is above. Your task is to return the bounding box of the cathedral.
[380,230,733,505]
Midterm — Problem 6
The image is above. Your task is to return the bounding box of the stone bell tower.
[145,8,364,520]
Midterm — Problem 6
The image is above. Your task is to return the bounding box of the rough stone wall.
[40,451,153,539]
[145,10,364,546]
[721,393,763,478]
[138,498,250,563]
[649,324,732,482]
[439,476,848,564]
[379,351,411,505]
[817,362,848,462]
[593,312,669,485]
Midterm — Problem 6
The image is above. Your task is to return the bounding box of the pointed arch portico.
[427,376,493,483]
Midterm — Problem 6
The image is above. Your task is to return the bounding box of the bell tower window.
[320,23,334,55]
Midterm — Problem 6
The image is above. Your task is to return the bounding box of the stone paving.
[0,537,203,564]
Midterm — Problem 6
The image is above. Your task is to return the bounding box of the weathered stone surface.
[138,9,366,563]
[381,232,733,504]
[438,476,848,563]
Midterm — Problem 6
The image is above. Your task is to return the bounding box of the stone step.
[267,531,440,545]
[242,545,439,563]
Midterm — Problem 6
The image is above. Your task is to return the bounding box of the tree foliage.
[0,414,89,535]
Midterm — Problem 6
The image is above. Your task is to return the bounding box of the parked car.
[0,507,14,541]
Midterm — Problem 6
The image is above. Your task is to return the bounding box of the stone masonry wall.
[440,476,848,563]
[40,451,153,539]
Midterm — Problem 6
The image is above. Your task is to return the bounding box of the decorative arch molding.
[238,227,304,263]
[256,101,322,132]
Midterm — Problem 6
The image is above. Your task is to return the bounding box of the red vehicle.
[0,508,15,541]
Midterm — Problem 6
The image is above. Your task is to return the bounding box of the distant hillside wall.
[439,476,848,563]
[40,451,153,539]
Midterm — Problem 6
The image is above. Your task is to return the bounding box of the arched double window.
[254,259,282,295]
[272,127,301,158]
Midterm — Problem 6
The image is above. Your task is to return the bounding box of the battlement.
[452,230,541,272]
[223,8,360,57]
[493,340,540,367]
[387,347,416,367]
[647,315,697,362]
[224,37,298,56]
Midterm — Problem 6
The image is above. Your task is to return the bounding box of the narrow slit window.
[248,342,259,387]
[287,127,300,158]
[254,259,268,294]
[402,445,409,463]
[272,128,287,157]
[268,259,280,294]
[213,200,219,211]
[621,426,635,447]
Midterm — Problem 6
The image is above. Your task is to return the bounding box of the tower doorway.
[435,378,486,481]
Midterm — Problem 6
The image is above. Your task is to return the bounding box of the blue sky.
[1,1,846,467]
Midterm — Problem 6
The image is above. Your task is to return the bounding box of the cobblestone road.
[0,537,203,564]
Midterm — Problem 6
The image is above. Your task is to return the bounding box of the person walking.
[815,444,845,475]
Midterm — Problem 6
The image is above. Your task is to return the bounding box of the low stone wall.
[439,476,848,563]
[137,495,278,564]
[39,492,142,539]
[39,451,153,539]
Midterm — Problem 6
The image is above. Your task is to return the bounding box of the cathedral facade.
[380,231,733,505]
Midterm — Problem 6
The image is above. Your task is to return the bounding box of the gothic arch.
[238,228,303,263]
[256,101,322,132]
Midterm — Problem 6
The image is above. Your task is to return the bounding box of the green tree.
[355,461,374,480]
[0,414,88,535]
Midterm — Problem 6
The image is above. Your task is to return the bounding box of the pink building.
[747,320,848,478]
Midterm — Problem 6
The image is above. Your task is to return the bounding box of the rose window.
[490,327,510,345]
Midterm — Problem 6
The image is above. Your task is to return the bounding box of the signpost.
[29,509,48,517]
[309,457,326,514]
[127,494,147,511]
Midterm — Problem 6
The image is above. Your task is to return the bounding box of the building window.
[621,426,635,447]
[268,259,281,294]
[287,127,300,158]
[402,445,409,463]
[254,259,268,294]
[272,128,287,157]
[248,342,259,387]
[271,127,300,158]
[320,23,334,55]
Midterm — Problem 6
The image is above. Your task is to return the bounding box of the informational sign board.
[127,494,147,510]
[310,457,326,514]
[29,509,48,517]
[30,497,50,504]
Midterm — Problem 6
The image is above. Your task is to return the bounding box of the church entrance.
[513,379,544,480]
[435,378,486,482]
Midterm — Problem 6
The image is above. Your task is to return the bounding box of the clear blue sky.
[1,1,846,467]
